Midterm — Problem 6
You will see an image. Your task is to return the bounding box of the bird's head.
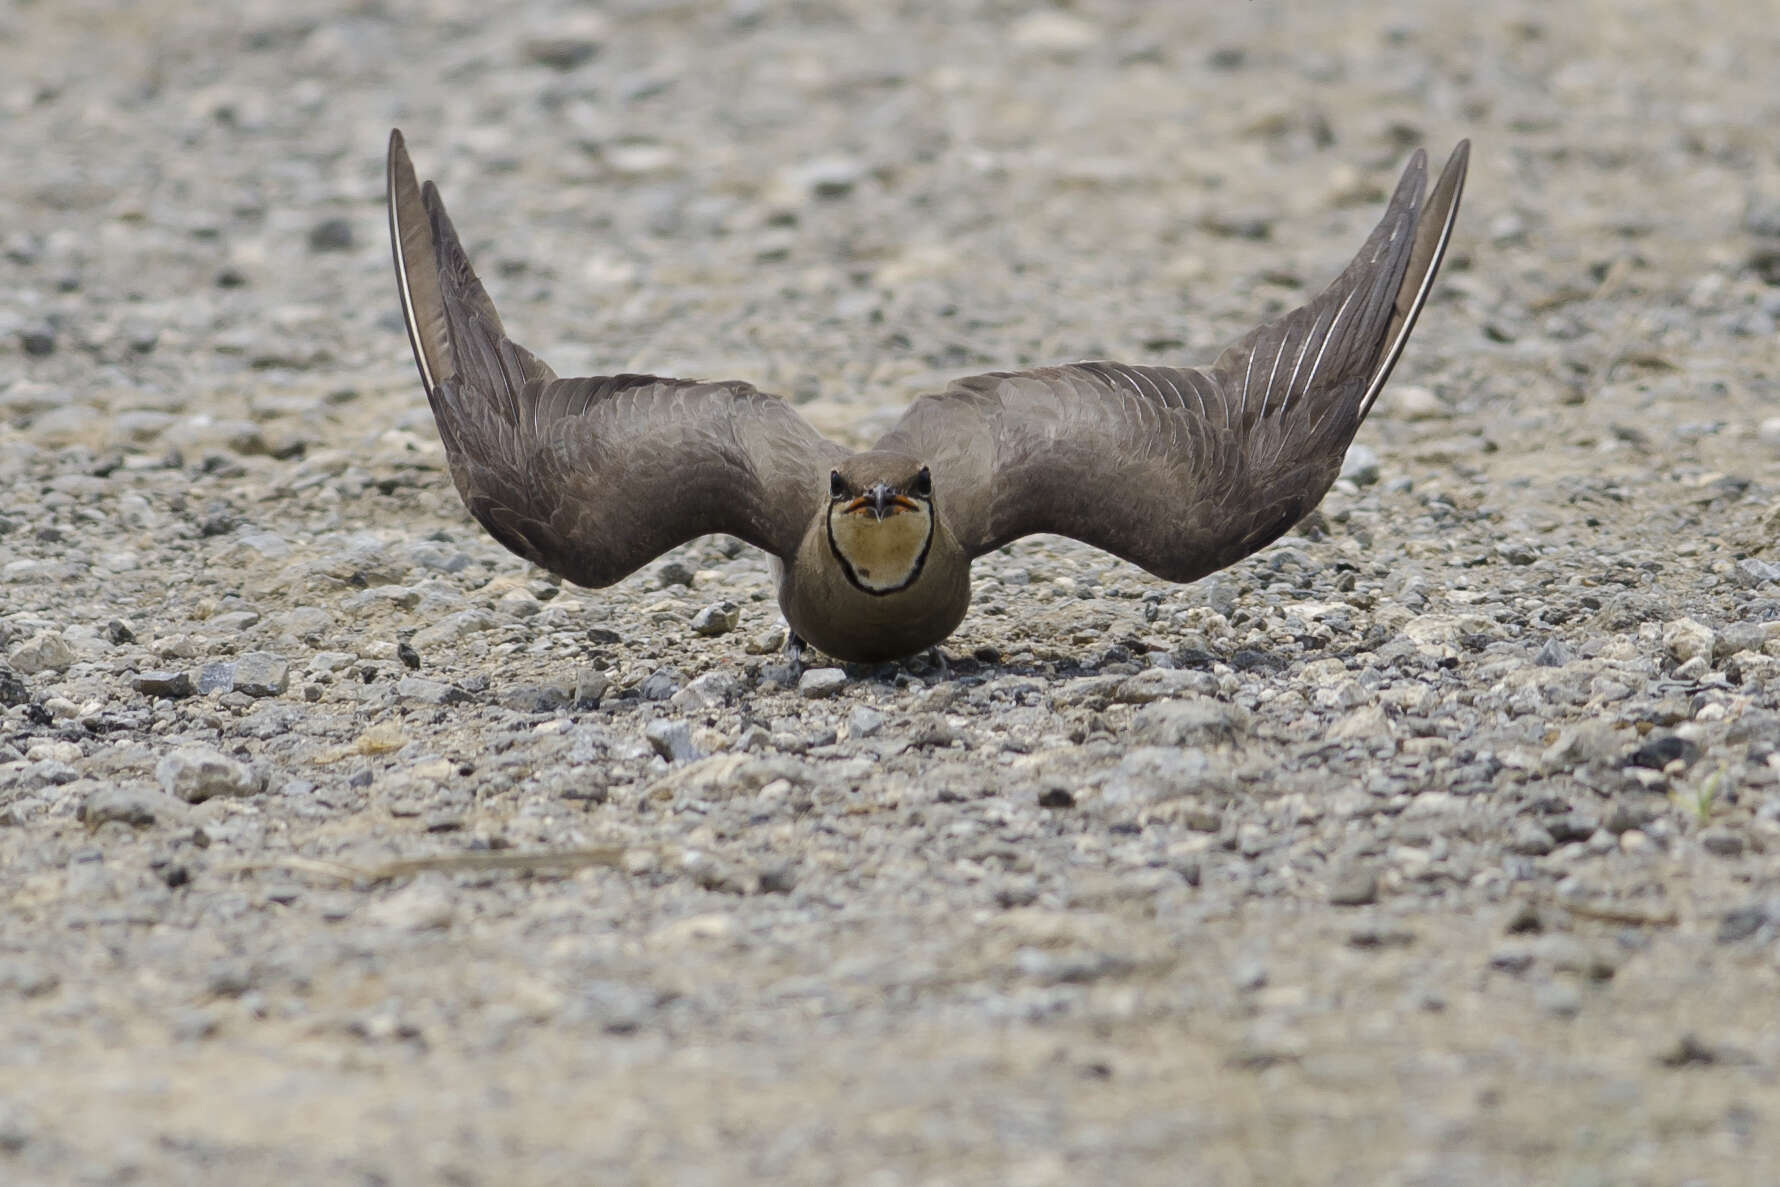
[824,452,935,595]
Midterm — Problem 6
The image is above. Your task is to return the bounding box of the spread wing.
[387,130,848,586]
[876,142,1469,583]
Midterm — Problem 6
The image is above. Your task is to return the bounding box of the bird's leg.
[783,630,807,682]
[923,646,949,677]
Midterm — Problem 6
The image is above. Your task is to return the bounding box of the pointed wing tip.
[387,129,412,184]
[386,127,443,396]
[387,130,420,207]
[1442,140,1472,180]
[1428,141,1471,217]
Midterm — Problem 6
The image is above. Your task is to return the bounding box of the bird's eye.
[830,470,846,499]
[914,466,932,498]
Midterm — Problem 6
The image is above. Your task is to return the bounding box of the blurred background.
[4,0,1774,449]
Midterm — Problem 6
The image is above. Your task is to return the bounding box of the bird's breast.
[779,521,971,663]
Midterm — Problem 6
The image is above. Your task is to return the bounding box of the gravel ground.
[4,1,1780,1183]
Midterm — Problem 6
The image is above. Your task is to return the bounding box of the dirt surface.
[3,1,1780,1183]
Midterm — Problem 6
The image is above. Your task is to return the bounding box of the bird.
[387,129,1468,664]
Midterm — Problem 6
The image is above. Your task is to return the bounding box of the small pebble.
[644,719,699,764]
[133,670,194,698]
[231,652,290,698]
[691,602,741,637]
[308,217,354,252]
[155,745,262,803]
[1328,865,1379,907]
[797,668,848,699]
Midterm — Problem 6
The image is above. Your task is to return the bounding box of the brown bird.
[387,130,1468,664]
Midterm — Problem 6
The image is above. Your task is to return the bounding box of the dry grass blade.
[1555,899,1679,929]
[222,847,633,887]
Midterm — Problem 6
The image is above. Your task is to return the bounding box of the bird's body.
[386,131,1468,664]
[779,452,973,662]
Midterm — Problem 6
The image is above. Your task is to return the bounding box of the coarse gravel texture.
[4,1,1780,1184]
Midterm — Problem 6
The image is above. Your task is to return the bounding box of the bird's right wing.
[388,130,849,587]
[875,142,1468,584]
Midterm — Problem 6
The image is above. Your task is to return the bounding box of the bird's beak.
[845,484,918,520]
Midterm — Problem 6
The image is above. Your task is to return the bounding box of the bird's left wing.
[875,142,1468,583]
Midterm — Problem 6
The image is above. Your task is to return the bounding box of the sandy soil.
[2,1,1780,1184]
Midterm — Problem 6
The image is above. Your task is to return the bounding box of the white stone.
[8,631,75,675]
[1661,617,1716,665]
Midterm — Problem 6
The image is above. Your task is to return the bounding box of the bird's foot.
[904,646,948,680]
[782,631,807,683]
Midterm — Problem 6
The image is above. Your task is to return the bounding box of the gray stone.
[746,624,790,654]
[365,879,455,931]
[1714,623,1767,659]
[308,217,354,252]
[232,531,290,560]
[640,669,684,701]
[1328,865,1379,907]
[80,784,185,828]
[1717,901,1773,944]
[758,864,798,894]
[1339,443,1380,486]
[0,958,59,999]
[1535,980,1583,1019]
[644,718,700,764]
[524,34,602,71]
[575,667,611,708]
[672,671,737,711]
[232,652,289,698]
[1114,667,1218,704]
[196,661,237,695]
[1602,802,1651,835]
[412,609,499,649]
[781,155,867,200]
[847,706,885,739]
[503,684,571,713]
[1508,820,1556,857]
[1534,638,1573,668]
[691,601,741,637]
[1699,828,1745,858]
[1734,558,1780,588]
[270,606,333,640]
[797,668,848,699]
[7,631,74,676]
[155,746,263,803]
[1132,697,1250,747]
[111,409,176,443]
[396,676,468,706]
[133,669,193,698]
[1100,747,1232,805]
[656,560,695,588]
[1661,618,1716,665]
[1541,722,1624,772]
[1547,812,1599,844]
